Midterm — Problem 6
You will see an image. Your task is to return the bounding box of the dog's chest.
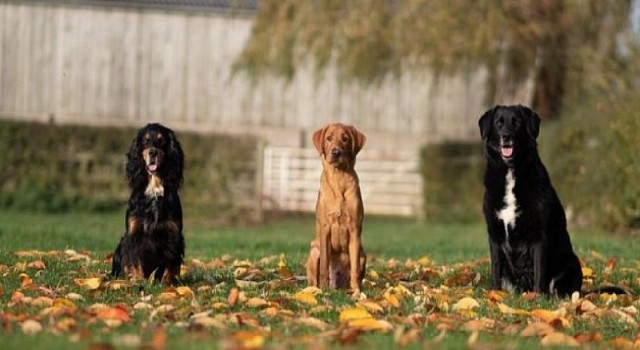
[496,169,519,241]
[145,175,164,198]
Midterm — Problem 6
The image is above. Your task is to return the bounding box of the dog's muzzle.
[147,148,159,173]
[500,140,514,159]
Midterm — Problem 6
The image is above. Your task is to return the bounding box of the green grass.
[1,211,639,349]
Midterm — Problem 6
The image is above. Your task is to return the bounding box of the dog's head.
[478,105,540,165]
[312,123,366,170]
[126,123,184,190]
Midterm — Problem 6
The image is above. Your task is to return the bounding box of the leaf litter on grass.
[1,250,640,348]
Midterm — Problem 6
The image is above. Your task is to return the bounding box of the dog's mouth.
[147,161,158,173]
[501,145,514,159]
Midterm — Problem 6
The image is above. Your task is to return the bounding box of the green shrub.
[540,95,640,232]
[0,120,258,218]
[420,142,484,222]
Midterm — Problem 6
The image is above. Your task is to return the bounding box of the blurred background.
[0,0,638,232]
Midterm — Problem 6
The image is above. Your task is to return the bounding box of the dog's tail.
[581,284,631,295]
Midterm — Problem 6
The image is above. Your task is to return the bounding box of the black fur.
[479,105,582,296]
[110,123,185,284]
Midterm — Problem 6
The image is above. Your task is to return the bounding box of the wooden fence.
[262,146,423,217]
[0,1,532,151]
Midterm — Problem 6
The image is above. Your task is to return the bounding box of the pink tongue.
[501,147,513,157]
[148,164,157,172]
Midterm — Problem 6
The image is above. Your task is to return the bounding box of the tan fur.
[306,123,367,293]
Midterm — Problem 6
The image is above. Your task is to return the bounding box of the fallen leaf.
[452,297,480,312]
[339,308,373,322]
[604,257,617,273]
[292,292,318,305]
[227,330,266,349]
[530,309,561,323]
[74,277,101,290]
[540,332,580,347]
[21,320,43,335]
[19,273,33,287]
[192,316,225,329]
[175,286,194,298]
[521,322,556,337]
[27,260,46,270]
[486,290,507,302]
[245,297,268,308]
[357,300,384,313]
[346,318,393,332]
[581,267,594,278]
[497,302,530,316]
[227,287,240,306]
[96,306,131,322]
[295,317,329,330]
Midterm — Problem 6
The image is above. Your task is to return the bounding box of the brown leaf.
[345,318,393,332]
[245,297,269,308]
[19,273,33,287]
[227,330,266,349]
[27,260,46,270]
[357,300,384,313]
[486,290,507,302]
[540,332,579,347]
[227,287,240,306]
[520,322,556,337]
[604,256,617,273]
[151,327,167,350]
[96,306,131,322]
[530,309,561,323]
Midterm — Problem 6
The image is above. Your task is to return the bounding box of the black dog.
[110,123,185,285]
[479,105,582,296]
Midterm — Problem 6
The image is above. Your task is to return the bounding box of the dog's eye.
[341,135,349,143]
[326,135,333,142]
[496,119,504,127]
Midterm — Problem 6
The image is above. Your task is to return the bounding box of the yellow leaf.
[357,300,384,313]
[582,267,594,278]
[369,269,379,280]
[193,316,224,329]
[74,277,101,290]
[452,297,480,312]
[52,298,77,310]
[229,330,266,349]
[339,307,373,322]
[175,286,194,298]
[299,286,323,295]
[531,309,560,322]
[245,297,268,308]
[105,279,136,290]
[346,318,394,332]
[384,292,401,308]
[292,292,318,305]
[497,302,530,316]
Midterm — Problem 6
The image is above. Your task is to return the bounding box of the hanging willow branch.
[234,0,632,117]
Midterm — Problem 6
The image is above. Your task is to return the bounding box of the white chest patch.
[145,175,164,198]
[496,169,518,240]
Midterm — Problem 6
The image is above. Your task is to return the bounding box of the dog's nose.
[149,148,158,157]
[331,148,342,157]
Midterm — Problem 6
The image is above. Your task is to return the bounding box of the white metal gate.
[262,146,423,217]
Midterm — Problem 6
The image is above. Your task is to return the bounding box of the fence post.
[253,139,266,223]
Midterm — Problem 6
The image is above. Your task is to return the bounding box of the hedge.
[0,120,258,219]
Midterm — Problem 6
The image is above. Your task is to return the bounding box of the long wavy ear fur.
[125,130,147,190]
[312,125,327,156]
[163,128,184,190]
[349,126,366,155]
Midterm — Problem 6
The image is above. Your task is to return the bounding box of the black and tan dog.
[110,123,185,285]
[306,123,367,293]
[479,105,583,296]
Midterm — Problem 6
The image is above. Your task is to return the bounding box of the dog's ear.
[165,128,184,188]
[520,105,540,140]
[349,126,367,155]
[478,106,496,141]
[312,125,327,155]
[126,133,147,190]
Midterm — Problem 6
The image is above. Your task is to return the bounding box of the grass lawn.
[1,211,639,349]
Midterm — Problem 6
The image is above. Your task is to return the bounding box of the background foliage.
[235,0,633,118]
[0,120,258,218]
